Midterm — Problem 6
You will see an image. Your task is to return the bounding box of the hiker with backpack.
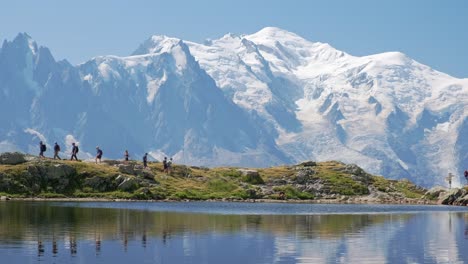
[53,142,61,160]
[124,150,129,162]
[70,143,79,161]
[163,157,168,173]
[39,141,46,158]
[143,153,148,169]
[95,146,103,164]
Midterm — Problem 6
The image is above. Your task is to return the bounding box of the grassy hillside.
[0,153,428,203]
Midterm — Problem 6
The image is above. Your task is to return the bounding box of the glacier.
[0,28,466,187]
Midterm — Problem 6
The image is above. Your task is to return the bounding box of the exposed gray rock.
[0,152,27,165]
[117,176,139,191]
[118,163,155,180]
[423,186,448,200]
[440,188,467,205]
[139,170,155,180]
[45,164,76,179]
[83,175,118,192]
[295,168,315,184]
[270,179,287,185]
[298,161,317,167]
[118,164,135,175]
[454,194,468,206]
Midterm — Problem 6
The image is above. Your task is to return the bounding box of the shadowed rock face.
[438,188,468,206]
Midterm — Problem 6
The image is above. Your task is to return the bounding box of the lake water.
[1,201,468,264]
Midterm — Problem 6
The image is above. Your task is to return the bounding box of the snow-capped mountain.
[0,28,466,187]
[187,27,467,187]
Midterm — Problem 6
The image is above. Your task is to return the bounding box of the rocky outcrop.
[298,161,317,167]
[83,175,118,192]
[116,175,139,192]
[238,169,264,184]
[334,164,372,185]
[423,186,447,200]
[118,163,155,180]
[0,152,27,165]
[439,188,468,205]
[27,162,78,193]
[294,167,316,184]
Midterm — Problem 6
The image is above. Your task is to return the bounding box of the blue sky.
[1,0,467,78]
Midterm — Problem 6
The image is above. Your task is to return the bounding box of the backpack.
[41,144,47,152]
[75,146,79,153]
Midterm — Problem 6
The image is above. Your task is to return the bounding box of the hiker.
[95,146,103,164]
[143,153,148,169]
[124,150,129,162]
[39,141,46,158]
[163,157,168,173]
[167,158,173,175]
[53,142,61,160]
[70,143,79,161]
[465,170,468,184]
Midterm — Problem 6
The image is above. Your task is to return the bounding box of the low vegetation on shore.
[0,152,465,205]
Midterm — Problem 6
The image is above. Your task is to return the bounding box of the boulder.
[118,164,135,175]
[238,169,264,184]
[423,186,448,200]
[0,152,27,165]
[117,176,139,191]
[139,170,155,180]
[298,161,317,167]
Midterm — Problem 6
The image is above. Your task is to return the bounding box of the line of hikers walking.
[39,141,173,172]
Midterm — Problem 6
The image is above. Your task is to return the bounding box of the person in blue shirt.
[95,146,103,164]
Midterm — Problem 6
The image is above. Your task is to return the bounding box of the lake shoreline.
[2,196,439,206]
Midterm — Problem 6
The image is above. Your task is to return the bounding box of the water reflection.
[0,202,467,263]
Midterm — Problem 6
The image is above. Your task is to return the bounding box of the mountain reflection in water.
[0,201,468,264]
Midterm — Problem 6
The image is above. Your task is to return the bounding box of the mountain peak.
[249,27,302,40]
[5,32,38,55]
[365,51,412,66]
[220,32,240,40]
[131,35,184,56]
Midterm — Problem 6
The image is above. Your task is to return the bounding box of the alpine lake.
[1,201,468,264]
